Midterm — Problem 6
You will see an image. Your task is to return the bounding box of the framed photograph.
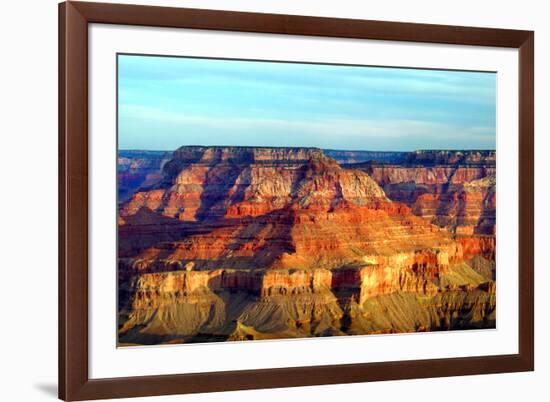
[59,1,534,400]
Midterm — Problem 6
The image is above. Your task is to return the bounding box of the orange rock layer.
[356,151,496,234]
[117,147,496,345]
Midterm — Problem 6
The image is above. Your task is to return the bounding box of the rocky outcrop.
[118,149,497,235]
[118,259,493,344]
[118,150,172,202]
[121,147,326,221]
[117,146,496,345]
[119,148,456,273]
[355,150,496,234]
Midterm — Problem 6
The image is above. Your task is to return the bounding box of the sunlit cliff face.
[117,147,496,345]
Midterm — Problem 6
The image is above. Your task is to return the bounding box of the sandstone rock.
[117,147,497,345]
[355,151,496,234]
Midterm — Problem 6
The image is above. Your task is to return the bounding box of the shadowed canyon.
[117,146,496,345]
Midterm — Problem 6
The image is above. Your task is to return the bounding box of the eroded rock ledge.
[117,147,496,345]
[119,248,495,344]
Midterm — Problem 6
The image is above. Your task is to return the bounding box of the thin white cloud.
[120,104,494,142]
[124,72,494,106]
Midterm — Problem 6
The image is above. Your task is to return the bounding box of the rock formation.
[117,146,496,345]
[355,150,496,235]
[118,150,172,202]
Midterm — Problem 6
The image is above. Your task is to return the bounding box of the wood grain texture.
[518,33,535,370]
[72,1,531,47]
[59,2,89,400]
[58,1,534,400]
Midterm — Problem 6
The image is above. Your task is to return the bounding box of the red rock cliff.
[117,147,496,345]
[355,150,496,234]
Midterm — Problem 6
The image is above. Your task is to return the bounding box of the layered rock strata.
[355,150,496,235]
[118,146,496,345]
[118,150,172,202]
[119,261,494,344]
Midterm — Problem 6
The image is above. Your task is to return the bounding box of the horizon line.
[118,146,497,153]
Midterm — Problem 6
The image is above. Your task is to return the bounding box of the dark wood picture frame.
[59,1,534,400]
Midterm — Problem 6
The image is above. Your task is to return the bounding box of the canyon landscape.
[117,53,497,346]
[117,146,496,345]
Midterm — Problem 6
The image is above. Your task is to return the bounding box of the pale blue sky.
[118,54,496,151]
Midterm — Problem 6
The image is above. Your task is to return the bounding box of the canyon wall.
[117,147,496,345]
[118,150,172,202]
[355,150,496,235]
[119,258,494,344]
[118,149,496,235]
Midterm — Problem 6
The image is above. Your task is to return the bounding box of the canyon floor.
[117,146,496,346]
